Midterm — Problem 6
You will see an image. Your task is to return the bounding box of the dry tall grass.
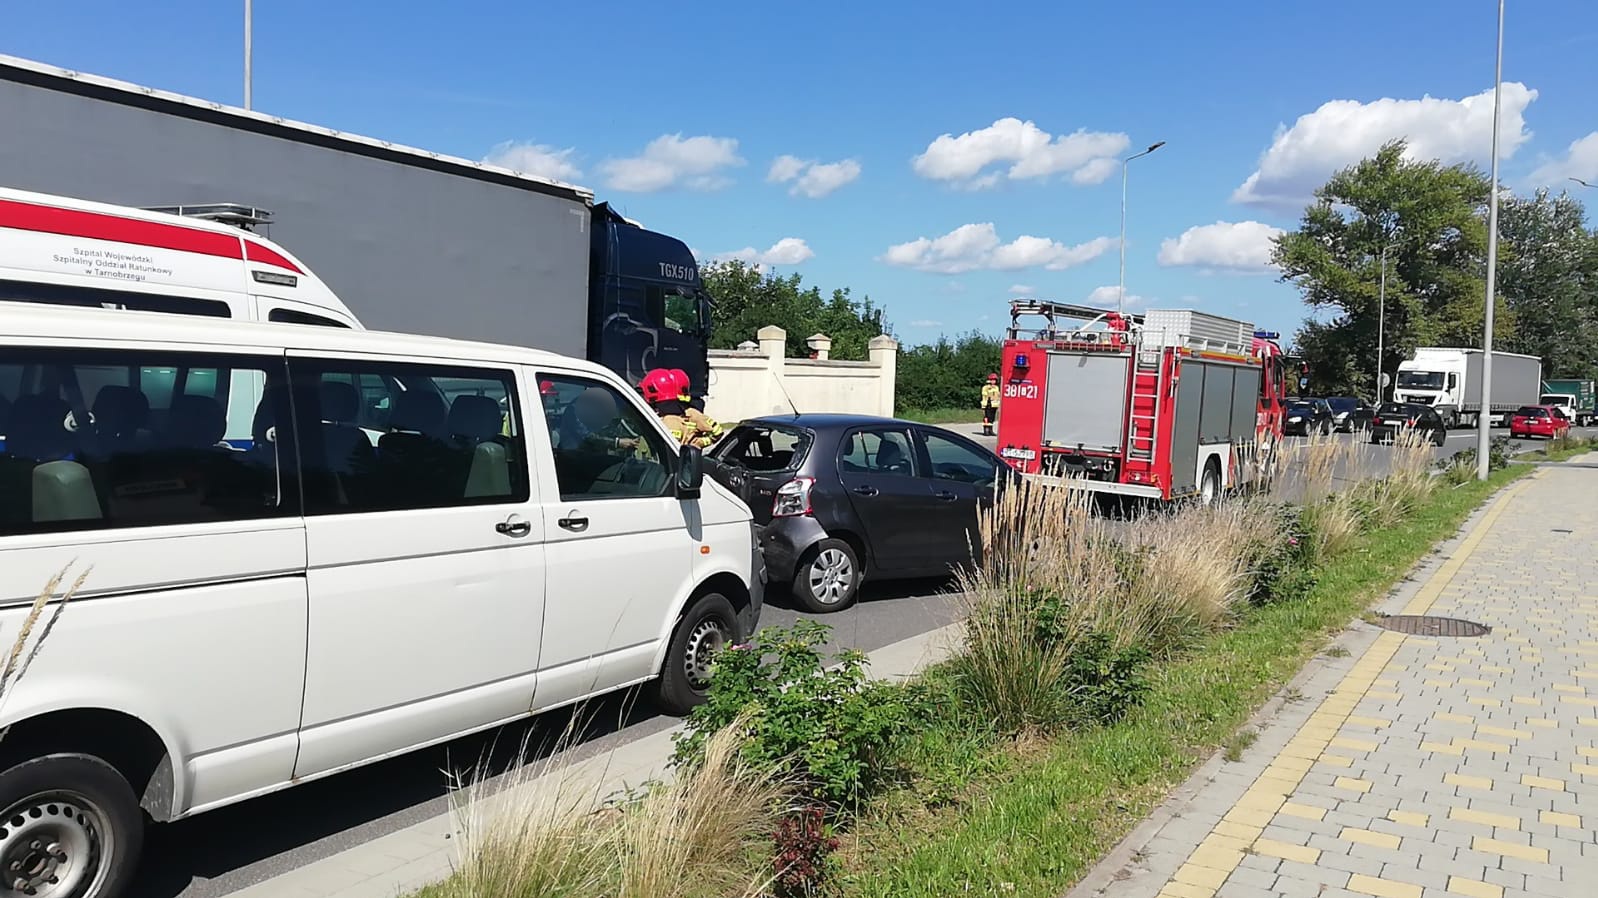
[434,712,791,898]
[1362,428,1436,527]
[0,563,87,718]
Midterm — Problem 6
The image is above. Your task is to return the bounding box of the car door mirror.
[677,444,704,499]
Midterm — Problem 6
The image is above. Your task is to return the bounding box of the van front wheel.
[0,754,144,898]
[657,592,739,715]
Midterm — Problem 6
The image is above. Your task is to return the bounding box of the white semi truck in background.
[1392,347,1543,429]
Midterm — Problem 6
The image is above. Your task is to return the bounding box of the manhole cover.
[1372,615,1491,637]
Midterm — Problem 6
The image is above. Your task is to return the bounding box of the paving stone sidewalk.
[1077,461,1598,898]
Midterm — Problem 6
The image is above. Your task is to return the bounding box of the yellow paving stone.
[1187,844,1244,873]
[1335,776,1373,794]
[1541,810,1581,827]
[1554,684,1586,694]
[1520,774,1566,791]
[1561,694,1598,706]
[1435,712,1475,724]
[1484,665,1514,674]
[1280,802,1327,821]
[1526,718,1558,728]
[1579,717,1598,727]
[1467,695,1502,708]
[1271,754,1314,773]
[1445,772,1494,790]
[1471,836,1549,863]
[1373,678,1398,687]
[1213,819,1261,840]
[1457,738,1512,753]
[1172,863,1230,891]
[1158,882,1214,898]
[1578,746,1598,758]
[1421,741,1466,756]
[1458,678,1493,687]
[1574,670,1598,680]
[1348,715,1391,728]
[1476,725,1531,740]
[1424,679,1453,688]
[1342,827,1402,850]
[1569,762,1598,777]
[1446,877,1503,898]
[1252,837,1319,865]
[1332,736,1379,752]
[1512,695,1542,706]
[1388,810,1430,827]
[1425,664,1455,673]
[1348,873,1423,898]
[1318,753,1355,768]
[1449,807,1521,830]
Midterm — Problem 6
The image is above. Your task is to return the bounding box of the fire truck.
[995,300,1289,503]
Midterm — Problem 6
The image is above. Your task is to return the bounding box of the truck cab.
[588,203,712,399]
[1392,359,1460,417]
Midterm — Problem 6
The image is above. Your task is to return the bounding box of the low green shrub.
[1061,632,1151,726]
[1245,504,1319,605]
[1440,435,1513,483]
[671,620,914,811]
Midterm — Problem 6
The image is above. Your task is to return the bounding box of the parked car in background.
[1322,396,1375,433]
[1509,405,1571,440]
[1285,398,1335,436]
[1370,402,1447,446]
[708,414,1007,612]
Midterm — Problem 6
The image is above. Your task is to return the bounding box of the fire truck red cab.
[995,300,1288,502]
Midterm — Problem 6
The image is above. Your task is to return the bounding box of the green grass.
[840,464,1530,898]
[1518,436,1594,463]
[898,407,986,425]
[1222,729,1258,763]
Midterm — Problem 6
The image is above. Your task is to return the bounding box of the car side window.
[0,348,293,535]
[290,359,528,514]
[839,428,916,477]
[920,431,1000,487]
[537,375,671,501]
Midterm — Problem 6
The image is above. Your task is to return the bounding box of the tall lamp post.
[1477,0,1505,481]
[1376,241,1388,403]
[1119,140,1166,315]
[244,0,253,110]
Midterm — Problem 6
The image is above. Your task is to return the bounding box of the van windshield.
[1396,370,1444,390]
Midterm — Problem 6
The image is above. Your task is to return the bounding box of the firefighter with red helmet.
[641,368,722,449]
[669,368,723,445]
[980,373,1001,436]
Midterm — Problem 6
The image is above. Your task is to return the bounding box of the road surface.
[130,424,1594,898]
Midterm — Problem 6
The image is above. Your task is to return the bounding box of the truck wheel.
[656,592,738,715]
[1199,461,1221,506]
[0,753,144,898]
[792,538,861,614]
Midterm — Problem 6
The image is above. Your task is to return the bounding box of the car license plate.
[1001,447,1036,461]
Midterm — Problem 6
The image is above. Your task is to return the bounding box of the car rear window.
[1375,403,1414,416]
[1325,397,1357,412]
[711,424,812,472]
[1515,407,1547,417]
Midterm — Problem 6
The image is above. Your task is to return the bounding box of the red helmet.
[668,369,691,395]
[987,373,999,382]
[640,368,678,404]
[538,379,558,396]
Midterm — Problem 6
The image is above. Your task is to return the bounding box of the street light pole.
[1477,0,1505,481]
[1119,140,1166,315]
[244,0,253,110]
[1377,242,1388,403]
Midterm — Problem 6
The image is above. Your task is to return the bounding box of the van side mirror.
[677,444,704,499]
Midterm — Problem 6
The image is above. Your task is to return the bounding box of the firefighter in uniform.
[669,368,723,447]
[640,369,721,449]
[980,373,1002,436]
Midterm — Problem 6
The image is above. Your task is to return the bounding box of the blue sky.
[5,1,1596,344]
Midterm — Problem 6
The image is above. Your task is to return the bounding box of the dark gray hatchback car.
[706,414,1006,613]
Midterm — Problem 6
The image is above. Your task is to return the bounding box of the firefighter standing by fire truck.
[980,373,1001,436]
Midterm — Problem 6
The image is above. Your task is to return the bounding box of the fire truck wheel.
[793,539,861,613]
[1199,461,1221,506]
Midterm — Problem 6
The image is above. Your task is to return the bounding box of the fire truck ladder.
[1126,341,1163,461]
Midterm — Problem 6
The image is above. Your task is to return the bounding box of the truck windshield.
[1396,371,1444,389]
[658,289,707,337]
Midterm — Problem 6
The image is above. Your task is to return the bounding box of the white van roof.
[0,184,359,323]
[2,302,605,377]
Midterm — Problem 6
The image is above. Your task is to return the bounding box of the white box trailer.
[1392,347,1542,428]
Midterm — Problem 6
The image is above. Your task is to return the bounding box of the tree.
[1273,141,1503,398]
[702,261,889,360]
[1497,189,1598,379]
[895,331,1003,412]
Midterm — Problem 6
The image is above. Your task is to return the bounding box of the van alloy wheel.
[681,618,729,689]
[0,789,114,898]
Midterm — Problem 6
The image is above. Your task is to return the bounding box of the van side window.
[537,375,670,501]
[289,360,528,514]
[268,308,350,328]
[0,349,293,535]
[0,279,231,318]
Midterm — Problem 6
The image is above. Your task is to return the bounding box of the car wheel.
[1199,461,1221,506]
[792,538,861,614]
[656,591,738,714]
[0,753,144,898]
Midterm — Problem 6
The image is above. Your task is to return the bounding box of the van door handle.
[557,515,589,532]
[496,517,532,537]
[852,486,879,497]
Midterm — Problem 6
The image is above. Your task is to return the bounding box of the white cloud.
[767,155,862,198]
[600,134,744,192]
[1009,284,1036,295]
[881,223,1114,274]
[1530,132,1598,187]
[908,319,944,328]
[911,118,1129,189]
[483,139,582,182]
[1233,84,1538,208]
[1158,221,1284,272]
[1086,285,1147,308]
[712,237,815,267]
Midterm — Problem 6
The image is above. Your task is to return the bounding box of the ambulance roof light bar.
[142,203,274,231]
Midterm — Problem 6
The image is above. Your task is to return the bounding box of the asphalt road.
[132,422,1594,898]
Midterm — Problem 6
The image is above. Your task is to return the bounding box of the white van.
[0,305,762,897]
